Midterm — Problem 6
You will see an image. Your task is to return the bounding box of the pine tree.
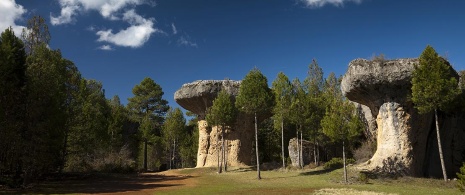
[271,72,292,169]
[411,45,459,181]
[162,108,186,169]
[236,68,274,179]
[206,89,237,173]
[127,77,169,171]
[321,73,362,184]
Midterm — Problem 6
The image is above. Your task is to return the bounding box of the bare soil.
[1,169,198,194]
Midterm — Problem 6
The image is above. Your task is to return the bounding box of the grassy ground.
[160,166,460,195]
[1,166,460,194]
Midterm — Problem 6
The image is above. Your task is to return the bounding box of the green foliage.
[206,89,237,128]
[236,68,274,116]
[163,108,187,169]
[323,157,355,170]
[272,72,292,129]
[456,162,465,192]
[411,45,459,114]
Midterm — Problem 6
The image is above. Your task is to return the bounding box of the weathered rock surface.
[175,80,254,168]
[342,58,465,177]
[288,138,313,167]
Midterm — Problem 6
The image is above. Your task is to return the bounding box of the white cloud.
[98,44,113,50]
[51,0,159,48]
[0,0,26,35]
[171,23,177,35]
[51,0,150,24]
[177,36,197,48]
[300,0,362,8]
[96,9,159,48]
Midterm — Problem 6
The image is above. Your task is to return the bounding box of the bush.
[358,171,369,184]
[323,158,355,170]
[354,141,376,163]
[457,162,465,192]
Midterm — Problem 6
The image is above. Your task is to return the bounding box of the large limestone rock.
[175,80,254,168]
[342,58,464,177]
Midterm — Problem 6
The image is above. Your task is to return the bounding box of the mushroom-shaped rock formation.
[342,58,465,177]
[174,80,254,168]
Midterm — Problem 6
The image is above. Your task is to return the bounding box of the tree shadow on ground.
[299,169,334,176]
[2,172,196,194]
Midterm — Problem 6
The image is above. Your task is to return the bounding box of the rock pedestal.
[341,58,464,177]
[288,138,313,167]
[175,80,254,168]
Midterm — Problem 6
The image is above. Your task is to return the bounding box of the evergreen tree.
[0,27,27,185]
[236,68,274,179]
[271,72,292,169]
[321,74,362,183]
[162,108,186,169]
[127,77,169,171]
[206,89,237,173]
[411,45,459,181]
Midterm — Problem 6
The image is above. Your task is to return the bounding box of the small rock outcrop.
[175,80,254,167]
[342,58,465,177]
[288,138,313,167]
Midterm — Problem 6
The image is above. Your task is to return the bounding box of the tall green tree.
[411,45,459,181]
[289,78,309,168]
[271,72,292,169]
[303,59,325,166]
[206,89,237,173]
[162,108,186,169]
[127,77,169,171]
[0,27,27,185]
[321,73,362,183]
[236,68,274,179]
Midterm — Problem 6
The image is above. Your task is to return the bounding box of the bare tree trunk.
[222,125,227,172]
[343,140,347,184]
[217,126,222,173]
[314,138,317,165]
[281,119,285,169]
[296,129,300,168]
[144,139,148,171]
[224,139,228,172]
[316,141,320,166]
[300,131,303,169]
[255,112,261,179]
[435,109,447,181]
[173,138,176,169]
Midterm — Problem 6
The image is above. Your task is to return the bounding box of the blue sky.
[2,0,465,110]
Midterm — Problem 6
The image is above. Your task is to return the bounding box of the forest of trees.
[2,16,464,187]
[0,17,198,187]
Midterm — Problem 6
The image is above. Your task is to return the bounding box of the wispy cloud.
[177,36,197,48]
[96,9,161,48]
[171,23,177,35]
[98,45,114,51]
[0,0,26,36]
[50,0,158,48]
[300,0,363,8]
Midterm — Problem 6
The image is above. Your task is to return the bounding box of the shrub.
[358,171,369,184]
[457,162,465,192]
[354,141,376,163]
[323,157,355,170]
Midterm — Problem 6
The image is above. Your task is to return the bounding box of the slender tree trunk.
[300,131,303,169]
[343,140,347,184]
[144,139,148,171]
[222,125,227,172]
[173,138,176,169]
[314,138,317,165]
[296,129,300,168]
[281,119,285,169]
[255,112,261,179]
[217,126,222,173]
[316,141,320,166]
[435,109,447,181]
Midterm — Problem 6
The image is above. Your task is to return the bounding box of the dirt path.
[3,169,198,195]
